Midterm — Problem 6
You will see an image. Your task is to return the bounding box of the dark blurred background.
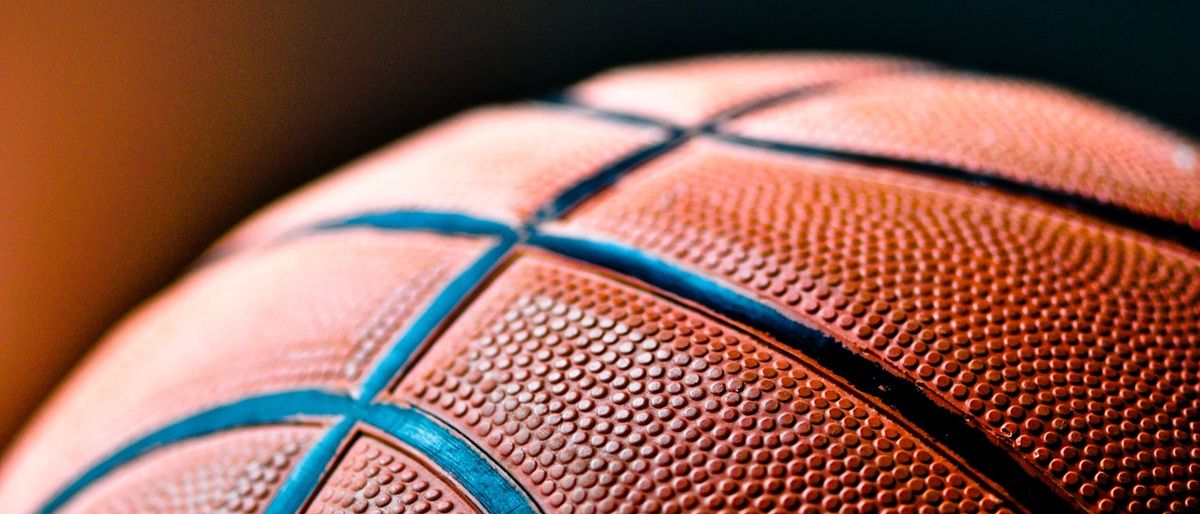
[2,1,1198,449]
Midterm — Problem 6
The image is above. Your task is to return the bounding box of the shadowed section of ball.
[213,106,667,253]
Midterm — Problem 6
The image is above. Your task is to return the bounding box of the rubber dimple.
[724,71,1200,231]
[304,431,483,514]
[393,253,1015,514]
[57,425,320,514]
[551,138,1200,513]
[0,230,489,513]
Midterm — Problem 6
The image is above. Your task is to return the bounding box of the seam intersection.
[40,72,1079,513]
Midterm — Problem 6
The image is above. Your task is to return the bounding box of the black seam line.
[537,61,941,134]
[532,130,689,223]
[710,130,1200,254]
[538,91,674,129]
[198,68,918,270]
[533,77,879,222]
[538,94,1200,255]
[527,231,1079,514]
[696,83,839,130]
[351,78,888,406]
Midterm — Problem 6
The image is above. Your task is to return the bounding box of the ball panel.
[303,430,482,514]
[552,138,1200,512]
[570,53,926,125]
[217,106,666,253]
[725,72,1200,230]
[395,253,1014,514]
[0,230,490,512]
[57,425,319,514]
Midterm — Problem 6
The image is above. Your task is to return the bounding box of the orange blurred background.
[3,1,1198,451]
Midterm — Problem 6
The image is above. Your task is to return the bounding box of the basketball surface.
[1,53,1198,514]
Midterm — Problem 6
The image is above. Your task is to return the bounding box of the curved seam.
[357,236,517,401]
[536,61,938,133]
[262,417,357,514]
[190,209,520,270]
[254,240,521,513]
[532,131,689,222]
[363,404,542,514]
[308,209,521,241]
[36,390,354,513]
[538,94,1198,254]
[40,67,1071,512]
[533,78,875,222]
[709,130,1200,254]
[535,92,676,130]
[526,230,1077,514]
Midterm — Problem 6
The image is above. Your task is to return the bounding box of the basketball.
[1,53,1197,514]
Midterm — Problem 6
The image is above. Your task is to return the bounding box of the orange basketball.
[2,53,1197,514]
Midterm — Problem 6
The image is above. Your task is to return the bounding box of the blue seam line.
[356,236,517,402]
[308,209,521,241]
[362,404,538,514]
[36,390,354,514]
[189,209,521,272]
[38,77,935,513]
[35,229,526,514]
[35,393,540,514]
[262,417,356,514]
[255,237,521,514]
[260,405,538,514]
[525,231,1072,514]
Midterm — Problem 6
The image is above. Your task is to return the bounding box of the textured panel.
[217,106,665,251]
[305,432,482,514]
[724,72,1200,229]
[396,255,1014,514]
[552,139,1200,513]
[569,53,924,125]
[0,230,489,513]
[57,425,319,514]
